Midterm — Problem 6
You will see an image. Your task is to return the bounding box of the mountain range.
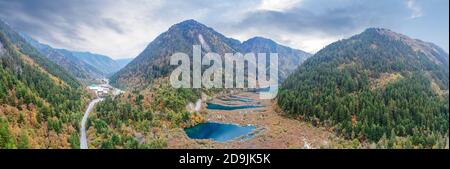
[110,19,311,89]
[1,17,449,149]
[21,34,132,81]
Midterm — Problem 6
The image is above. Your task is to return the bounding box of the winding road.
[80,98,103,149]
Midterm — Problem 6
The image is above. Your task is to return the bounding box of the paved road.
[80,98,103,149]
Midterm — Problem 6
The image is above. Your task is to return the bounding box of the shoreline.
[167,92,338,149]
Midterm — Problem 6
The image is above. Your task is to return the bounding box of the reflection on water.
[207,102,263,110]
[218,95,254,102]
[184,122,256,142]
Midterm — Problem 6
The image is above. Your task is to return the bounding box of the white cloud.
[2,0,446,58]
[228,26,347,54]
[31,0,260,59]
[258,0,303,11]
[406,0,423,19]
[67,0,169,59]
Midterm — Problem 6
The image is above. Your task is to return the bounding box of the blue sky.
[0,0,448,59]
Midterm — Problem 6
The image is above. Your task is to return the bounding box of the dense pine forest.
[86,79,204,149]
[0,20,88,148]
[278,28,449,148]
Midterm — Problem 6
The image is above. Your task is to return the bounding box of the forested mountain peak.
[307,27,449,90]
[110,19,243,89]
[356,28,449,68]
[162,19,241,53]
[111,20,310,88]
[243,36,276,44]
[278,28,449,148]
[169,19,206,31]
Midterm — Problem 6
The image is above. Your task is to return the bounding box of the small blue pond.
[250,86,279,93]
[217,95,253,103]
[229,95,253,102]
[207,102,263,110]
[184,122,256,142]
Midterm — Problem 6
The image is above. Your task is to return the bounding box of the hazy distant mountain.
[115,58,134,69]
[21,34,104,79]
[21,34,123,79]
[241,37,312,81]
[56,49,121,76]
[278,28,449,147]
[110,19,310,89]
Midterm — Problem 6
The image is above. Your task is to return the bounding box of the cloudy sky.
[0,0,448,59]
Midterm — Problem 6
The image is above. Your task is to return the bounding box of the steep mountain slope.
[110,19,241,89]
[115,58,133,70]
[110,19,310,89]
[21,34,104,80]
[22,34,123,79]
[278,28,449,148]
[241,37,311,81]
[0,38,5,55]
[0,20,88,148]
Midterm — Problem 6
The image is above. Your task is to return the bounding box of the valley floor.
[167,92,342,149]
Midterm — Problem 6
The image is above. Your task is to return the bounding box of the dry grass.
[167,92,342,149]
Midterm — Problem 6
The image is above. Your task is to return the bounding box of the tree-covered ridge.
[0,21,80,88]
[20,34,105,80]
[278,28,449,148]
[0,21,88,148]
[87,78,204,149]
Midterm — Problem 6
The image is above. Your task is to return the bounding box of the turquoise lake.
[184,122,256,142]
[218,95,254,102]
[206,102,263,110]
